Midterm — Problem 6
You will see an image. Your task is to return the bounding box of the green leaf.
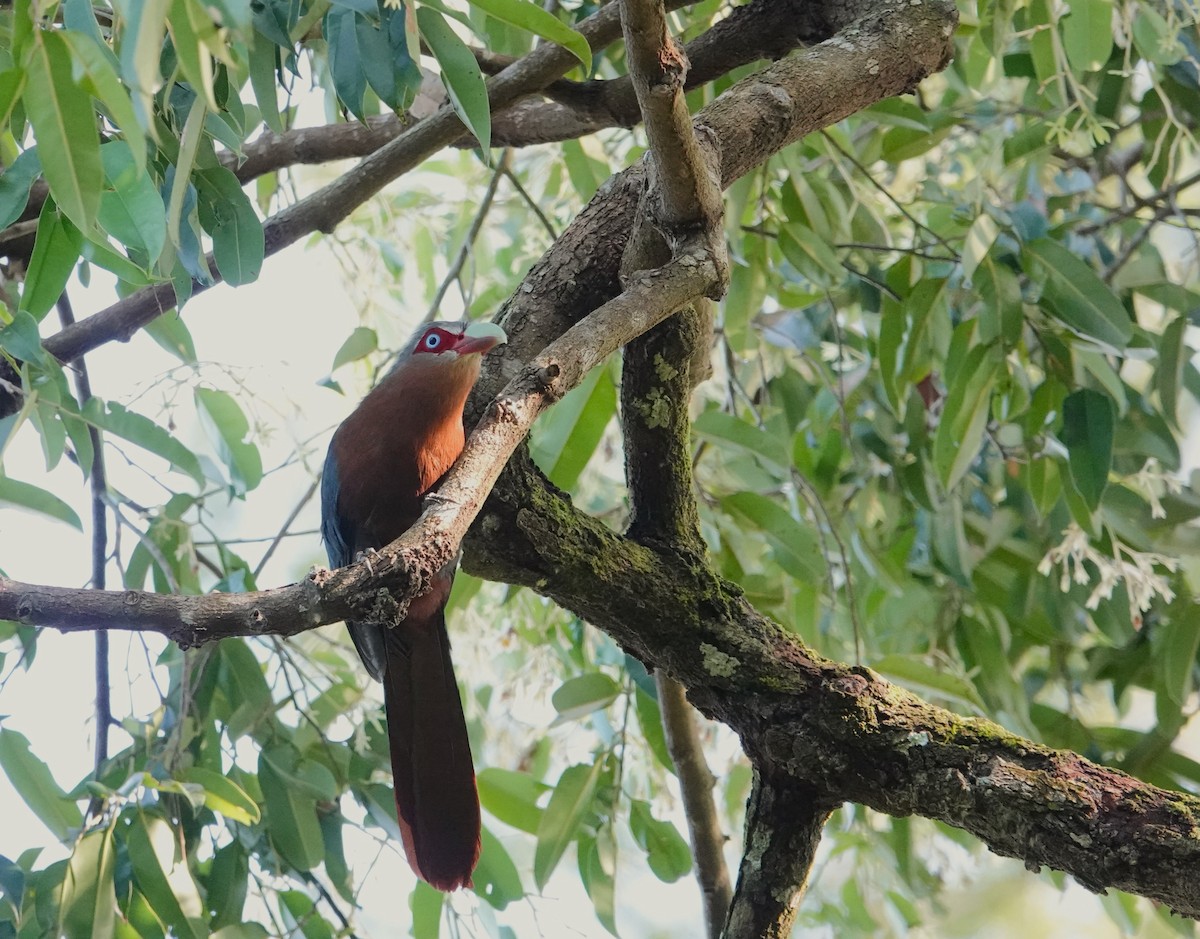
[194,387,263,495]
[628,799,691,882]
[118,0,171,129]
[144,311,198,364]
[634,686,675,773]
[466,0,591,72]
[20,199,83,321]
[218,640,273,738]
[975,252,1023,346]
[561,138,601,200]
[23,31,103,232]
[169,0,218,111]
[211,927,269,939]
[324,7,368,119]
[409,881,443,939]
[61,30,147,172]
[259,750,325,871]
[1154,605,1200,728]
[357,6,423,111]
[248,34,283,134]
[0,68,26,131]
[1156,315,1187,430]
[166,95,208,256]
[1060,388,1114,511]
[179,767,260,824]
[551,673,620,723]
[418,7,491,153]
[1061,0,1112,73]
[961,212,1000,284]
[692,409,789,469]
[0,475,83,529]
[81,399,204,484]
[871,653,986,711]
[577,834,617,936]
[195,168,264,286]
[477,768,546,834]
[279,891,334,939]
[529,361,617,491]
[472,827,524,910]
[206,840,249,928]
[534,759,604,890]
[721,491,824,581]
[932,339,1002,491]
[779,224,842,287]
[59,827,118,939]
[318,811,353,902]
[98,141,166,262]
[0,309,49,366]
[0,729,83,840]
[0,149,42,229]
[331,327,378,371]
[1025,239,1132,348]
[125,814,206,939]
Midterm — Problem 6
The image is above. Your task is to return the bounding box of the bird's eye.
[424,333,442,349]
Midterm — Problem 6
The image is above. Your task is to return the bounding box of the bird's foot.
[356,546,381,576]
[424,491,458,509]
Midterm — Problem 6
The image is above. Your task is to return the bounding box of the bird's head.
[390,319,508,393]
[407,320,508,361]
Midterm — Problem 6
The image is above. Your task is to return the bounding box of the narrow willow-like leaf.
[418,7,491,154]
[23,31,102,232]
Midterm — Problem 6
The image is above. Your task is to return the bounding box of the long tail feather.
[382,610,481,891]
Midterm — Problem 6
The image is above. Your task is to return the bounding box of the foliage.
[1,0,1200,936]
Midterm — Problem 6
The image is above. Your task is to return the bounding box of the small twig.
[502,165,559,240]
[253,479,320,580]
[56,293,112,802]
[303,873,361,939]
[1078,168,1200,235]
[820,130,957,255]
[656,674,731,938]
[423,150,512,324]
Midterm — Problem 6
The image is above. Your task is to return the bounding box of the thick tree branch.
[461,464,1200,920]
[723,769,835,939]
[476,0,957,407]
[617,0,733,925]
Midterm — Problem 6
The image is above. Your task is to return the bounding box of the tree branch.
[0,249,720,645]
[723,770,835,939]
[658,672,733,937]
[39,0,692,364]
[462,463,1200,920]
[56,293,112,799]
[616,0,733,928]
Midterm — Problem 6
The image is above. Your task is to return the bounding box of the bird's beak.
[456,321,508,356]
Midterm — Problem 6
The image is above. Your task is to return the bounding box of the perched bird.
[320,319,507,890]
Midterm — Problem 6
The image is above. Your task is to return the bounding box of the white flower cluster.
[1124,459,1184,520]
[1037,522,1178,627]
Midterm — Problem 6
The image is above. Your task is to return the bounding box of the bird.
[320,318,507,891]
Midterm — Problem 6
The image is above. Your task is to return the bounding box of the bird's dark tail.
[382,610,481,891]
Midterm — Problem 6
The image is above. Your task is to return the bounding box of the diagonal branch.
[723,770,836,939]
[461,464,1200,920]
[0,248,720,645]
